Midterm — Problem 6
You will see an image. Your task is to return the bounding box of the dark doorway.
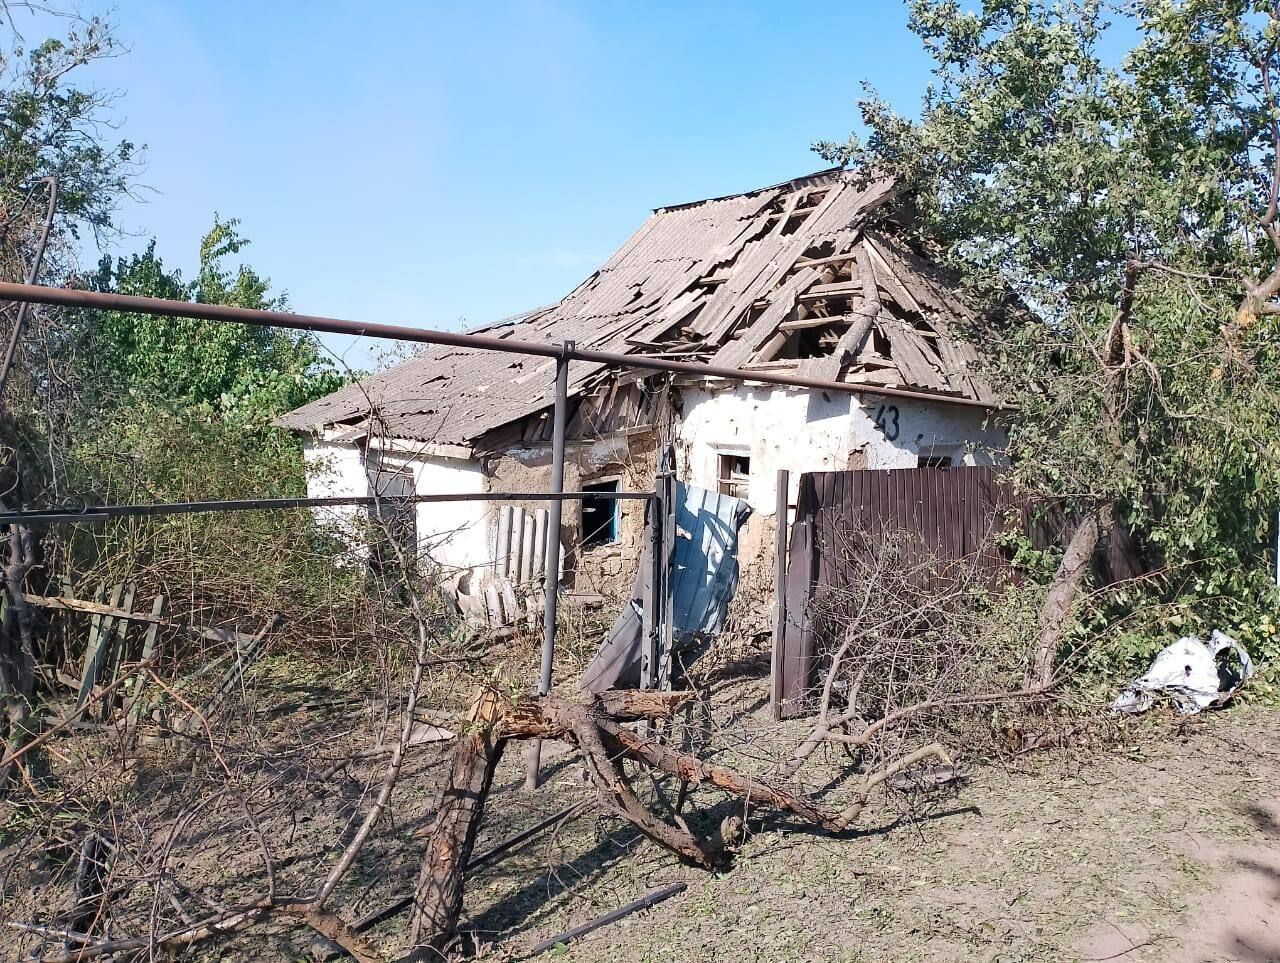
[366,462,417,574]
[581,480,620,549]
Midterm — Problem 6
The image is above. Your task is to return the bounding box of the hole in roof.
[871,327,891,357]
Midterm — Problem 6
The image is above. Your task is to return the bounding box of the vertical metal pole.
[771,469,790,720]
[658,467,676,690]
[525,341,572,789]
[641,478,662,690]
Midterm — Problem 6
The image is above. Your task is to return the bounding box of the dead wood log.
[404,689,691,957]
[407,685,958,953]
[1025,504,1112,689]
[572,704,717,868]
[406,687,506,961]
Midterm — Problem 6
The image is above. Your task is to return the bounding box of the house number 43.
[873,404,900,441]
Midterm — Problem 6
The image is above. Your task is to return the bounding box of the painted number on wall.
[874,404,900,441]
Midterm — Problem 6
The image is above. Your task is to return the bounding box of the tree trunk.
[406,685,950,953]
[405,689,505,961]
[1026,503,1113,689]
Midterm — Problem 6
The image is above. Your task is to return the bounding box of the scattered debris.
[1112,630,1254,715]
[528,882,687,957]
[407,722,456,745]
[583,483,751,692]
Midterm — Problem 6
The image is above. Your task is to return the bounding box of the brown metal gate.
[774,466,1018,719]
[772,466,1144,718]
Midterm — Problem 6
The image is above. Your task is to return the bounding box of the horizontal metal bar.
[0,282,997,409]
[0,490,652,525]
[529,882,688,955]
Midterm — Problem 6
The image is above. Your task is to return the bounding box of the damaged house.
[278,168,1004,604]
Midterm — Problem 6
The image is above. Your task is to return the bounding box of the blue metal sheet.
[582,483,751,692]
[671,483,751,638]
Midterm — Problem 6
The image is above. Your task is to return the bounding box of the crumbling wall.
[675,383,1007,526]
[482,432,656,593]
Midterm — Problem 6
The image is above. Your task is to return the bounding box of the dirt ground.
[4,657,1278,963]
[439,699,1280,963]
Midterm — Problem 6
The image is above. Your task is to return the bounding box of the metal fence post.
[641,477,663,690]
[525,340,573,789]
[771,469,790,720]
[658,466,676,690]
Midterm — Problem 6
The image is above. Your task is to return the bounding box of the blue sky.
[38,1,945,369]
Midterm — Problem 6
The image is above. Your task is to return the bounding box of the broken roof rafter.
[270,168,998,446]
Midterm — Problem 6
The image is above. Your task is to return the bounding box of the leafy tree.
[86,216,346,423]
[70,219,355,628]
[820,0,1280,687]
[0,12,137,749]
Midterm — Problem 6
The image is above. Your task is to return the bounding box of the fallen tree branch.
[18,899,383,963]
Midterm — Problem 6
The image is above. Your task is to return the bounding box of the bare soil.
[4,656,1278,963]
[450,698,1280,963]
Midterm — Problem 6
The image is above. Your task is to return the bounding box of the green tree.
[821,0,1280,687]
[87,215,345,423]
[0,12,137,752]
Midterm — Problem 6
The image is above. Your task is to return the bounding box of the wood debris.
[279,169,997,450]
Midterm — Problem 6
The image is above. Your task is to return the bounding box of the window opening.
[797,322,844,358]
[366,461,417,573]
[717,454,751,500]
[917,455,954,469]
[581,480,620,549]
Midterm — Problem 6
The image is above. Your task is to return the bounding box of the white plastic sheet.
[1112,630,1254,715]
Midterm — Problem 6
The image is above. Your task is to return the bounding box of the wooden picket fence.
[22,581,280,725]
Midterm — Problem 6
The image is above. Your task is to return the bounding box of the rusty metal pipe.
[0,490,652,526]
[525,341,572,790]
[0,282,998,410]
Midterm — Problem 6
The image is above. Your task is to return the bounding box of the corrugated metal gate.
[774,466,1018,719]
[772,466,1144,718]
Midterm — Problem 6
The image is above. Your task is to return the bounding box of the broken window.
[366,461,417,573]
[717,453,751,500]
[917,455,954,469]
[581,480,620,549]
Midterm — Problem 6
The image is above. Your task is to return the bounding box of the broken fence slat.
[22,592,274,647]
[532,508,548,580]
[75,584,120,712]
[125,595,165,722]
[200,614,284,716]
[101,584,137,720]
[495,505,513,578]
[499,579,519,625]
[519,511,536,585]
[509,510,525,582]
[482,583,502,627]
[528,882,687,956]
[207,617,280,701]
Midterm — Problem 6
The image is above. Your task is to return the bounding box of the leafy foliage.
[63,218,360,639]
[85,216,346,424]
[0,16,137,250]
[821,0,1280,681]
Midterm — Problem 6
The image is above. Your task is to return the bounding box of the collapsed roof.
[278,168,996,448]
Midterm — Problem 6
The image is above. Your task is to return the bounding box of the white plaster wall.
[301,437,490,574]
[302,439,368,541]
[387,451,488,576]
[675,384,1007,517]
[847,397,1007,471]
[677,385,851,516]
